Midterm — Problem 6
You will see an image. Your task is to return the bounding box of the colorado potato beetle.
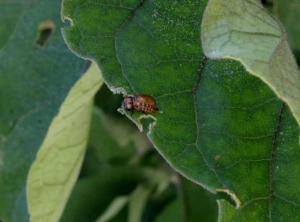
[122,94,159,114]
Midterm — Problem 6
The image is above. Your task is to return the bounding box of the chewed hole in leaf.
[141,117,156,131]
[35,20,54,47]
[118,108,157,132]
[62,16,74,27]
[216,189,240,209]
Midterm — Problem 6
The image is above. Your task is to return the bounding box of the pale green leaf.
[95,185,153,222]
[201,0,300,125]
[27,62,103,222]
[0,0,88,220]
[128,185,152,222]
[96,196,129,222]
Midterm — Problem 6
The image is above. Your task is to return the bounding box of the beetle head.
[122,97,133,110]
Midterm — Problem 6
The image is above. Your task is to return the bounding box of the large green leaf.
[61,0,300,221]
[0,1,88,221]
[27,62,103,222]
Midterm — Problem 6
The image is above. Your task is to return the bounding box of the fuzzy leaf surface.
[0,0,87,221]
[62,0,300,221]
[27,62,103,222]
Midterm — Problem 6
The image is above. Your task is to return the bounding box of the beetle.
[121,94,159,115]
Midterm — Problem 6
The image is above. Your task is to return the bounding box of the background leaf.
[79,106,151,177]
[27,62,103,222]
[274,0,300,66]
[0,1,88,221]
[274,0,300,50]
[60,104,150,222]
[61,167,146,222]
[96,196,129,222]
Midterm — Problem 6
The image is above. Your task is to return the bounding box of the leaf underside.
[27,62,103,222]
[202,0,300,126]
[61,0,300,221]
[0,0,88,221]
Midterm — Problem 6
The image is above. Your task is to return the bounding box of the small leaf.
[128,185,152,222]
[26,62,103,222]
[96,196,129,222]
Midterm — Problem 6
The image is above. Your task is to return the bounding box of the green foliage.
[0,1,88,221]
[1,0,300,222]
[202,0,300,126]
[60,105,217,222]
[61,0,300,221]
[27,63,103,222]
[275,0,300,50]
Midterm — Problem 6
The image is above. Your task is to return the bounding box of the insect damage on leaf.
[35,20,54,47]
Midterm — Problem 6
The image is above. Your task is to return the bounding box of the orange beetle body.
[122,94,159,114]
